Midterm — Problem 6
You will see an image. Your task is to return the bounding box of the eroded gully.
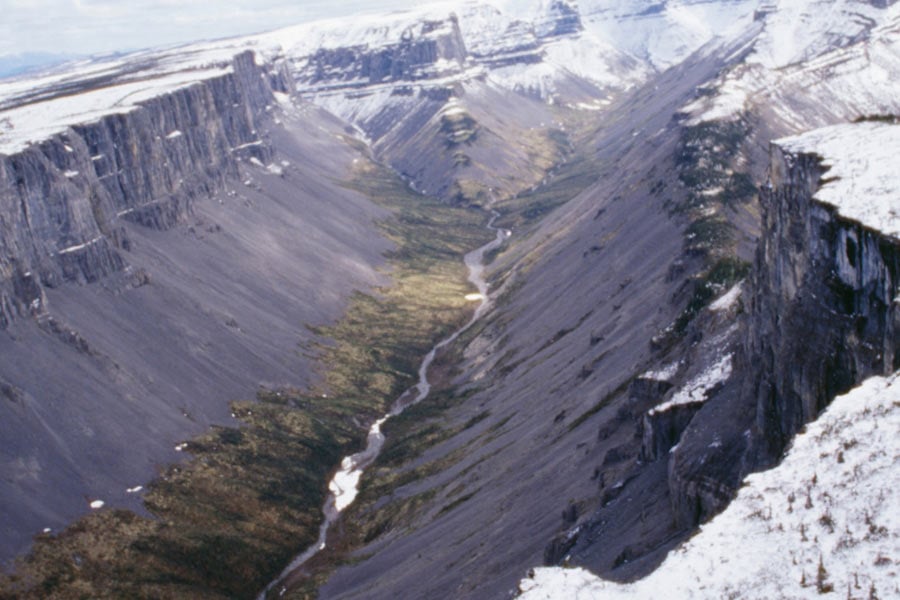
[260,212,510,598]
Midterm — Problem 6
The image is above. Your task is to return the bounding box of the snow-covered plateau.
[520,371,900,599]
[777,122,900,239]
[0,0,784,157]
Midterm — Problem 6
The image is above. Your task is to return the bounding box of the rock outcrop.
[296,17,469,93]
[669,125,900,531]
[0,51,280,328]
[749,137,900,460]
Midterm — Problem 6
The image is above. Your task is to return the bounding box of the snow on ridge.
[683,0,900,127]
[520,371,900,599]
[641,361,680,383]
[0,56,234,155]
[577,0,760,71]
[709,282,742,312]
[648,353,732,416]
[750,0,900,70]
[777,122,900,240]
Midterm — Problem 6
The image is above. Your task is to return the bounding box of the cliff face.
[293,17,468,93]
[0,51,279,328]
[749,142,900,459]
[667,129,900,533]
[0,48,393,562]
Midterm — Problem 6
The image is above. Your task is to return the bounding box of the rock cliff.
[0,47,392,562]
[668,122,900,534]
[749,130,900,459]
[0,51,280,328]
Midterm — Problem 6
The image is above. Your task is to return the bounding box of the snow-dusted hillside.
[0,45,252,155]
[520,371,900,599]
[578,0,760,70]
[0,1,645,157]
[684,0,900,128]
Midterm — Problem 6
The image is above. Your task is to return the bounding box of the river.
[259,212,509,598]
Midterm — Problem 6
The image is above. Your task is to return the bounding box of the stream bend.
[261,213,509,598]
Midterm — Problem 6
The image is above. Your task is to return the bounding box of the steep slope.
[0,49,394,563]
[577,0,760,70]
[683,0,900,128]
[293,2,900,599]
[309,37,752,600]
[0,0,629,585]
[256,2,645,203]
[4,1,899,598]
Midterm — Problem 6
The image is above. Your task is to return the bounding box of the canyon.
[0,1,898,598]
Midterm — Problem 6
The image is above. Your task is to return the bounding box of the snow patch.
[709,283,743,313]
[649,354,732,416]
[58,236,101,255]
[641,361,679,383]
[778,122,900,239]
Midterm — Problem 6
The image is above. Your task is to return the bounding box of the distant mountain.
[0,52,79,79]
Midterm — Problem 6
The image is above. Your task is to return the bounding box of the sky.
[0,0,444,58]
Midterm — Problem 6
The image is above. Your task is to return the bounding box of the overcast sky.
[0,0,450,57]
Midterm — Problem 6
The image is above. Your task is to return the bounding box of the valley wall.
[749,139,900,455]
[0,51,281,327]
[0,49,395,563]
[668,126,900,531]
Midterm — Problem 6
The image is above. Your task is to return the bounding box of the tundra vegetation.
[0,156,493,599]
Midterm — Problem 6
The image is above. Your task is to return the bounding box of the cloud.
[1,0,507,57]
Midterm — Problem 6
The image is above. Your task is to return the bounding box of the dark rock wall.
[668,140,900,532]
[749,144,900,460]
[302,18,468,88]
[535,0,584,38]
[0,51,277,328]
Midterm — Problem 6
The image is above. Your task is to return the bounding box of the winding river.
[260,213,509,598]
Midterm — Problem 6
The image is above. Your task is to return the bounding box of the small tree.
[816,555,834,594]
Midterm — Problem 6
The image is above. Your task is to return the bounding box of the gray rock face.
[749,143,900,460]
[666,138,900,534]
[298,17,468,92]
[0,51,276,328]
[534,0,584,38]
[639,399,694,462]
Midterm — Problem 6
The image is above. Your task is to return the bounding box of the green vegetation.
[674,257,751,334]
[492,153,595,231]
[684,215,736,254]
[665,114,757,336]
[675,117,753,206]
[852,114,899,124]
[0,158,492,599]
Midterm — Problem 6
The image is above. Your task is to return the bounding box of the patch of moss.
[675,116,755,213]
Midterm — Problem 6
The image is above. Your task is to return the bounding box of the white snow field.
[520,371,900,599]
